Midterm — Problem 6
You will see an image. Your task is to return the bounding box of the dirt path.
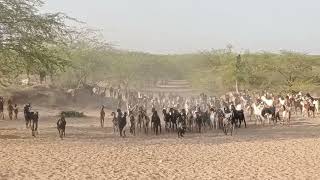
[1,107,320,179]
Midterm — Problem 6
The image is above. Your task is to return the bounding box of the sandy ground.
[1,107,320,180]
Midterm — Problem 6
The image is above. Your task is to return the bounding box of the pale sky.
[43,0,320,54]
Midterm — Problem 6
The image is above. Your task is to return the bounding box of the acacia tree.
[264,51,316,92]
[0,0,74,85]
[193,47,269,93]
[234,54,244,93]
[196,46,246,93]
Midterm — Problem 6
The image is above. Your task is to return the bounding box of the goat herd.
[101,91,319,138]
[1,90,318,140]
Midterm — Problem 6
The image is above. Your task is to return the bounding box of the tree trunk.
[50,73,54,85]
[39,71,46,84]
[236,80,239,93]
[39,74,43,84]
[26,69,30,85]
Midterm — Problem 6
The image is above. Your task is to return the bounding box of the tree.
[0,0,75,85]
[235,54,241,93]
[264,51,315,92]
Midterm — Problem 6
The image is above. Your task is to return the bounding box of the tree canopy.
[0,0,74,85]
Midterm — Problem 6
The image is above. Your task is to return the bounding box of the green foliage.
[195,49,320,93]
[56,40,320,94]
[0,0,74,85]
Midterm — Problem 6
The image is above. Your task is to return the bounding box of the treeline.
[187,48,320,94]
[1,0,320,94]
[58,43,320,94]
[57,47,185,89]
